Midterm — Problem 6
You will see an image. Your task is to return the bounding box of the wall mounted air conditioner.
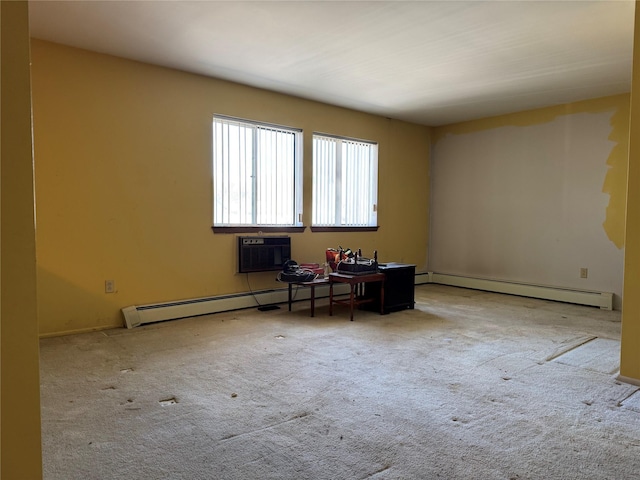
[237,236,291,273]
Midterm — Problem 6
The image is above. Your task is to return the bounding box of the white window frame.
[212,115,303,227]
[312,133,378,227]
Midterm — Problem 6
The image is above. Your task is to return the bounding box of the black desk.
[361,263,415,313]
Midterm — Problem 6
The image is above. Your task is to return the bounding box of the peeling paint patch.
[432,94,630,146]
[431,94,630,250]
[602,99,630,249]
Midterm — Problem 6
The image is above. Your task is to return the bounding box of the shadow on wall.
[37,266,125,337]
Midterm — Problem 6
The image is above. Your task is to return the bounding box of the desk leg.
[380,278,385,315]
[310,285,315,317]
[349,284,355,321]
[288,283,293,312]
[329,281,333,316]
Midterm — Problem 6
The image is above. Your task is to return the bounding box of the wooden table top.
[329,272,385,283]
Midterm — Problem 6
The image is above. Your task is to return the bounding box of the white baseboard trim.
[122,271,613,329]
[122,283,350,329]
[616,374,640,387]
[425,272,613,310]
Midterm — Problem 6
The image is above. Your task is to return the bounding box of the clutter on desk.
[326,246,379,275]
[299,263,325,276]
[277,260,319,283]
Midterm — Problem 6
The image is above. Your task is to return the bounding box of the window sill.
[310,226,379,233]
[212,226,307,234]
[212,226,379,234]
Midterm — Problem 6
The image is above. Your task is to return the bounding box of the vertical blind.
[313,134,378,227]
[213,117,300,226]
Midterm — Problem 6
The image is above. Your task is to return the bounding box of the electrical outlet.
[580,268,588,279]
[105,280,115,293]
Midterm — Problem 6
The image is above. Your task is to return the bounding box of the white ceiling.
[28,0,635,126]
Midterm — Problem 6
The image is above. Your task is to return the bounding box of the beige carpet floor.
[40,284,640,479]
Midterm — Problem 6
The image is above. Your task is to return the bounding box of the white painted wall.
[430,110,624,308]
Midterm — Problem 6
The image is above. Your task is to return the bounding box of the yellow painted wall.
[620,3,640,382]
[1,1,43,477]
[30,40,430,336]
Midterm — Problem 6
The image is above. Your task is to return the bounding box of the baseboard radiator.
[122,272,613,329]
[422,272,613,310]
[122,283,350,329]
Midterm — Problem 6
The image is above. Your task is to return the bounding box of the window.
[312,134,378,228]
[213,116,302,227]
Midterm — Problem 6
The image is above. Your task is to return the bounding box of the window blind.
[213,116,301,226]
[313,134,378,227]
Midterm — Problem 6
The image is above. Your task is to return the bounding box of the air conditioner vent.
[238,236,291,273]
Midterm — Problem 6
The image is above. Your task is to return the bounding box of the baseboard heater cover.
[427,273,613,310]
[617,374,640,387]
[122,283,349,329]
